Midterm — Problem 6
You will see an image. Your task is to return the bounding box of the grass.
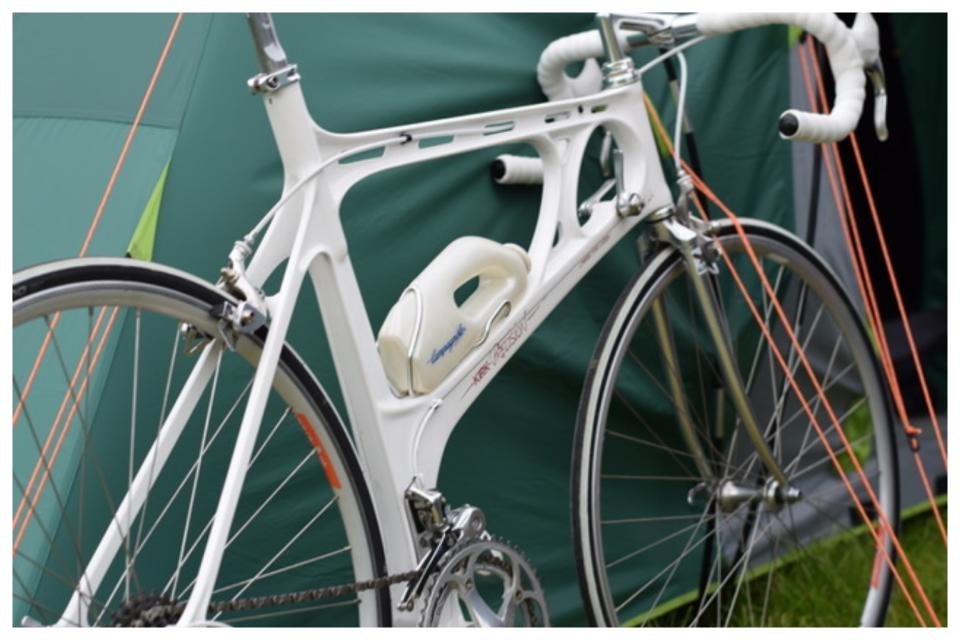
[642,501,947,626]
[884,504,948,627]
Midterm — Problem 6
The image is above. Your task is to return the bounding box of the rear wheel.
[573,220,898,626]
[12,258,389,627]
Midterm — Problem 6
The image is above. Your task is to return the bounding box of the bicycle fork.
[646,214,800,511]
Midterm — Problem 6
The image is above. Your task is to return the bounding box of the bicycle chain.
[127,554,527,626]
[128,570,419,626]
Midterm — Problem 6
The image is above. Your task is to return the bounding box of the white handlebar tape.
[851,12,880,68]
[537,30,629,101]
[491,155,544,185]
[697,13,865,143]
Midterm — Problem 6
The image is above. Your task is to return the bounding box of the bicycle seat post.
[246,13,301,93]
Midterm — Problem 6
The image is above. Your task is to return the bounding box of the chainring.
[418,535,549,627]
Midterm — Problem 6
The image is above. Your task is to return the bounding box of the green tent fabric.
[11,13,943,626]
[889,14,947,405]
[890,15,946,311]
[12,14,211,267]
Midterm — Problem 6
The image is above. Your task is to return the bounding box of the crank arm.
[397,529,453,611]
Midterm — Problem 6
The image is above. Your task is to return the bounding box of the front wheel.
[12,258,389,627]
[573,220,898,627]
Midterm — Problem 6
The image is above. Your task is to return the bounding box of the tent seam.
[170,13,216,135]
[12,110,180,129]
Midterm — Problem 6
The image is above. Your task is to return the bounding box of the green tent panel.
[12,119,176,266]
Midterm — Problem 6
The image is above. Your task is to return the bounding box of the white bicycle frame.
[54,11,876,627]
[146,75,667,630]
[181,69,671,628]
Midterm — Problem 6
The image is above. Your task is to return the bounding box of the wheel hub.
[716,477,803,513]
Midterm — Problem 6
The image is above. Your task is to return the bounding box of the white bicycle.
[12,12,899,627]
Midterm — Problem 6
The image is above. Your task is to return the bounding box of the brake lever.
[865,60,889,142]
[852,12,889,142]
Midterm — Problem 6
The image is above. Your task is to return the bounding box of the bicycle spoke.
[44,311,146,596]
[135,326,182,557]
[12,577,62,626]
[225,450,316,548]
[738,285,822,481]
[689,515,780,625]
[609,398,697,479]
[249,407,292,469]
[760,292,824,452]
[789,428,871,482]
[758,525,783,626]
[222,495,338,604]
[616,505,716,614]
[97,370,257,617]
[101,376,255,605]
[126,308,141,601]
[607,420,698,467]
[81,307,94,599]
[14,547,106,613]
[600,473,703,482]
[606,518,713,570]
[719,272,789,476]
[602,513,706,526]
[173,348,223,597]
[174,450,321,602]
[721,508,763,626]
[630,502,753,625]
[12,382,99,618]
[769,358,856,441]
[13,308,109,535]
[12,469,107,617]
[780,334,846,477]
[743,264,786,397]
[785,405,866,480]
[212,545,351,594]
[12,384,85,567]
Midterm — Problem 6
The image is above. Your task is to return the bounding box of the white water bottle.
[377,236,531,396]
